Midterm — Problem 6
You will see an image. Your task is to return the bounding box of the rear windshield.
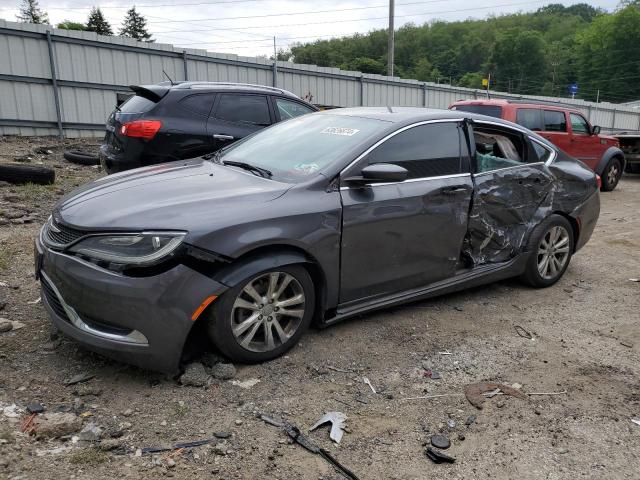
[453,104,502,118]
[119,95,156,114]
[218,113,387,183]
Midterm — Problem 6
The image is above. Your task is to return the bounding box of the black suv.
[99,82,318,174]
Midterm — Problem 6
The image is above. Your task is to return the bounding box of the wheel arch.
[552,211,580,253]
[595,146,625,176]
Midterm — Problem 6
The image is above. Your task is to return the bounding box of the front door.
[339,121,473,304]
[540,109,572,155]
[568,112,601,170]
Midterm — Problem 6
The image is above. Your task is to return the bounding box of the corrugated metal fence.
[1,19,640,138]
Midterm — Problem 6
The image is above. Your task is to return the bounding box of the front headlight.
[68,232,186,266]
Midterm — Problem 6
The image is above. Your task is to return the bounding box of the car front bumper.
[35,235,227,373]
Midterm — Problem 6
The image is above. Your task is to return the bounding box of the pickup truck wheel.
[601,157,622,191]
[206,265,315,363]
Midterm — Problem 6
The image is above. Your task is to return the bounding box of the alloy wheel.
[607,163,620,186]
[230,272,306,352]
[537,225,570,280]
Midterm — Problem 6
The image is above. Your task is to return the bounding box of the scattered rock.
[179,362,212,387]
[431,434,451,449]
[213,443,228,456]
[465,415,476,426]
[446,419,456,428]
[32,412,82,439]
[214,431,231,439]
[122,408,134,417]
[557,448,569,454]
[73,385,103,397]
[27,403,45,414]
[0,320,12,333]
[164,457,176,468]
[211,362,236,380]
[99,438,124,451]
[64,372,95,386]
[78,423,102,442]
[620,341,633,348]
[457,432,465,441]
[201,352,225,367]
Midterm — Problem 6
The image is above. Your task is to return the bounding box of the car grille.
[41,276,71,323]
[43,218,87,247]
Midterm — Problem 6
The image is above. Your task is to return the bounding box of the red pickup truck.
[450,99,626,191]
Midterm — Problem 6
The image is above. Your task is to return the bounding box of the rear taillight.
[120,120,162,140]
[595,174,602,189]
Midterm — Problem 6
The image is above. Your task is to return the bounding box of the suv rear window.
[452,105,502,118]
[543,110,567,132]
[516,108,543,131]
[214,94,271,126]
[119,95,156,113]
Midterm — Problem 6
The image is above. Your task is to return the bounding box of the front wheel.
[206,265,315,363]
[601,157,622,191]
[521,215,574,288]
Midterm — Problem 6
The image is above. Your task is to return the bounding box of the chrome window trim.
[339,172,471,190]
[528,136,558,166]
[473,162,545,178]
[339,118,465,179]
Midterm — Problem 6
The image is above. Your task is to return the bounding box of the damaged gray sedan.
[35,108,600,372]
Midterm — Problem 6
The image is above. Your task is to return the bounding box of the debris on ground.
[426,446,456,464]
[2,404,22,418]
[230,378,260,389]
[140,437,217,455]
[64,372,95,386]
[363,376,376,394]
[26,403,45,414]
[631,418,640,427]
[430,434,451,449]
[179,362,212,387]
[211,362,237,380]
[260,414,360,480]
[514,325,534,339]
[465,415,476,426]
[447,419,456,428]
[31,412,82,439]
[77,422,103,442]
[620,341,633,348]
[309,411,347,443]
[424,369,442,380]
[464,382,528,409]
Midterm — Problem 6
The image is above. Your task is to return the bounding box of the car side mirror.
[345,163,408,186]
[591,125,601,135]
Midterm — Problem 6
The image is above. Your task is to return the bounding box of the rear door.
[467,121,554,265]
[540,109,572,154]
[339,121,473,304]
[567,112,601,170]
[207,93,274,151]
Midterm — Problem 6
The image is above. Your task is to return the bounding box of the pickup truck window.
[543,110,567,132]
[570,113,590,135]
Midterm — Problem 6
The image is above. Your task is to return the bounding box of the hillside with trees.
[282,2,640,103]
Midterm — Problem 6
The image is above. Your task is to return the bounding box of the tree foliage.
[16,0,48,24]
[56,21,87,31]
[119,7,153,42]
[286,3,640,102]
[87,7,113,36]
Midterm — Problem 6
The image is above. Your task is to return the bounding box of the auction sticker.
[321,127,360,136]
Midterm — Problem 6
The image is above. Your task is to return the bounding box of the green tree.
[491,29,548,94]
[344,57,386,75]
[457,72,484,89]
[87,7,113,36]
[16,0,48,24]
[56,20,87,31]
[119,7,153,42]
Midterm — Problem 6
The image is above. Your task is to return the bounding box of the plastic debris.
[260,414,360,480]
[426,446,456,464]
[465,382,528,409]
[430,434,450,449]
[309,411,347,444]
[363,377,376,394]
[631,418,640,427]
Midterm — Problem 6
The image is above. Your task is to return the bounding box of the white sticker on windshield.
[321,127,360,136]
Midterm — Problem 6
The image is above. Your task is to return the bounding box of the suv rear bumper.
[99,145,142,174]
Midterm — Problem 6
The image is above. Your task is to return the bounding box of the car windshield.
[217,113,388,183]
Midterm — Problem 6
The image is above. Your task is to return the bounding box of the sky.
[0,0,621,58]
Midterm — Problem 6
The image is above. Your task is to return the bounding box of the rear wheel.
[521,215,574,288]
[206,265,315,363]
[601,157,622,191]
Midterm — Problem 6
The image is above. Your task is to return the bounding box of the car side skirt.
[323,252,529,326]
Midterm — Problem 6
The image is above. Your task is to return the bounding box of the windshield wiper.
[222,160,272,179]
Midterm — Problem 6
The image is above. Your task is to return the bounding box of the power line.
[13,0,273,11]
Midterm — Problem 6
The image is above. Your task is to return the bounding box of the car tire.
[206,264,315,363]
[63,150,100,166]
[0,163,55,185]
[521,214,574,288]
[600,157,622,191]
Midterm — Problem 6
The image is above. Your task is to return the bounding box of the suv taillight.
[120,120,162,140]
[595,174,602,189]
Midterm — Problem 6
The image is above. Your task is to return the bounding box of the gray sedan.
[35,108,600,372]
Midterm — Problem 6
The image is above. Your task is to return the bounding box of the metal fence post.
[422,83,427,107]
[182,51,188,81]
[358,75,364,106]
[612,109,617,130]
[272,62,277,87]
[46,31,63,139]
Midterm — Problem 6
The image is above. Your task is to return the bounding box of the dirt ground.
[0,135,639,480]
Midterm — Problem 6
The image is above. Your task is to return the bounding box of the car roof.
[164,81,301,99]
[452,98,578,113]
[320,106,520,126]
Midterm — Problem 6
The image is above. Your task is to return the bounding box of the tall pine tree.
[17,0,49,24]
[87,7,113,36]
[119,7,153,42]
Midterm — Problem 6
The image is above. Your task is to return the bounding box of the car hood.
[55,158,290,231]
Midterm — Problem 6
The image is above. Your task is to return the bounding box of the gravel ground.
[0,135,639,480]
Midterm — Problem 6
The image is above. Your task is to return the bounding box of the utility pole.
[387,0,394,77]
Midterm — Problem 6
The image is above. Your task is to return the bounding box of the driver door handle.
[441,185,467,195]
[213,134,234,141]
